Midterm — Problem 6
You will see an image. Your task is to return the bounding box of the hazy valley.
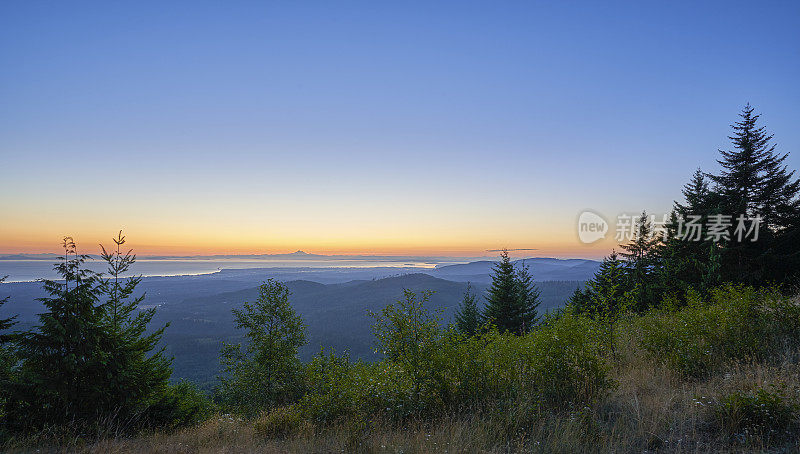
[0,257,596,387]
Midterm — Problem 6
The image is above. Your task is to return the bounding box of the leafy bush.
[711,386,800,445]
[636,284,800,377]
[145,381,215,431]
[295,349,374,423]
[438,311,610,411]
[254,406,312,438]
[294,294,611,425]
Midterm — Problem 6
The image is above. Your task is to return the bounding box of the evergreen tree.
[483,251,542,334]
[0,276,18,425]
[219,279,307,415]
[699,242,723,292]
[0,276,16,341]
[659,170,718,300]
[568,285,590,314]
[454,283,480,336]
[708,104,798,220]
[514,260,541,332]
[6,237,111,429]
[97,231,173,425]
[619,211,658,267]
[676,169,713,217]
[569,251,634,354]
[706,104,800,284]
[482,250,521,334]
[619,211,660,310]
[570,251,629,318]
[4,236,184,432]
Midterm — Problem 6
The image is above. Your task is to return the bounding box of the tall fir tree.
[482,251,542,334]
[482,250,521,334]
[706,104,800,284]
[659,170,718,299]
[570,251,630,318]
[6,237,111,429]
[454,283,480,336]
[4,236,180,432]
[619,211,661,310]
[708,104,798,221]
[97,231,173,425]
[677,169,712,215]
[514,260,541,332]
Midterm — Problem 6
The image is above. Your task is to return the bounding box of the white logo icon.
[577,211,608,244]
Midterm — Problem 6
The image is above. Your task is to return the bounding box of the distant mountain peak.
[291,250,309,255]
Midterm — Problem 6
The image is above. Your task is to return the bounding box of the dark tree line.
[572,105,800,316]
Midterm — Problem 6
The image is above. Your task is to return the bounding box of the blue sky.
[1,1,798,256]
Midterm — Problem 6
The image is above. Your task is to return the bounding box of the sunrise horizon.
[3,2,798,264]
[0,241,608,260]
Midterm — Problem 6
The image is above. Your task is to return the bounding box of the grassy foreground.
[56,362,800,453]
[6,287,800,453]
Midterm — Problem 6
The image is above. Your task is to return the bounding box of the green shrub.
[296,350,375,423]
[711,386,800,445]
[636,284,800,377]
[446,311,610,410]
[254,406,312,438]
[295,298,611,424]
[145,380,214,431]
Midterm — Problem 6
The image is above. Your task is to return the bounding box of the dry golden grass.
[34,356,792,453]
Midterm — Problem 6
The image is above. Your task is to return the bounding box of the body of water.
[0,257,466,282]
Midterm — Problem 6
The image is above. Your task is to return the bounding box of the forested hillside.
[0,273,581,387]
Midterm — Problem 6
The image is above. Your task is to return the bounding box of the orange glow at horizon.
[0,229,615,259]
[0,193,620,260]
